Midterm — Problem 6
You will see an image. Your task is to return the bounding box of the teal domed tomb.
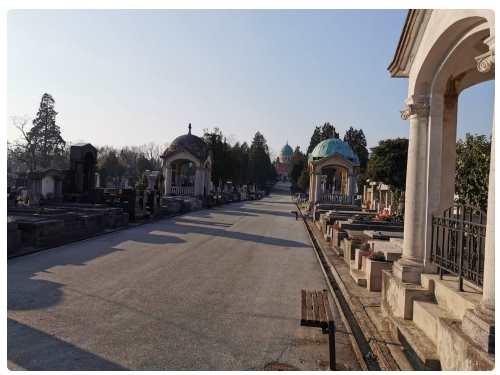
[309,138,360,166]
[280,143,294,158]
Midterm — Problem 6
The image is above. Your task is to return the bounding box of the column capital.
[400,95,430,120]
[475,50,495,73]
[475,35,495,73]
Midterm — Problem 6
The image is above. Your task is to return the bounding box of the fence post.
[458,206,465,291]
[328,320,336,370]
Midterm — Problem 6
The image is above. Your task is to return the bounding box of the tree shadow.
[152,221,310,249]
[225,206,295,218]
[8,223,186,312]
[210,208,258,217]
[8,318,127,371]
[174,217,233,227]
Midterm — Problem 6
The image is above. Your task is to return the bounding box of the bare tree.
[10,116,37,171]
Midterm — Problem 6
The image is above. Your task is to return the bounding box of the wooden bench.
[301,289,336,370]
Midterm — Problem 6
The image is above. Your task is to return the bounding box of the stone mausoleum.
[162,124,213,199]
[275,142,293,181]
[308,138,360,206]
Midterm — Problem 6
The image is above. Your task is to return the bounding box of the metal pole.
[328,320,336,370]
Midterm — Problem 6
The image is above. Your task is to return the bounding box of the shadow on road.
[8,187,305,314]
[8,318,127,371]
[158,220,309,249]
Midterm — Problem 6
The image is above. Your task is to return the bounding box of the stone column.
[95,172,100,188]
[164,165,172,195]
[393,95,430,283]
[314,173,322,203]
[378,186,382,211]
[348,171,357,204]
[462,115,495,353]
[308,166,315,202]
[440,93,458,210]
[422,91,458,270]
[194,168,202,196]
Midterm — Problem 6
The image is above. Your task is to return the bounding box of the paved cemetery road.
[8,183,361,371]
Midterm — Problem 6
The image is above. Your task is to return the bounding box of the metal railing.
[170,186,195,196]
[430,204,486,290]
[319,193,353,205]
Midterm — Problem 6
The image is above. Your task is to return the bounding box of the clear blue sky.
[7,10,494,157]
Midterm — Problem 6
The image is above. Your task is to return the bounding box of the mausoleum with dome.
[161,124,213,198]
[308,138,360,205]
[275,142,294,181]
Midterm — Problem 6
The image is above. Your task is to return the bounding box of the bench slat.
[301,289,333,327]
[312,291,318,322]
[306,290,313,322]
[323,291,333,322]
[317,291,327,323]
[301,289,307,324]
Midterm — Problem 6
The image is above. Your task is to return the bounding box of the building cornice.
[388,10,433,78]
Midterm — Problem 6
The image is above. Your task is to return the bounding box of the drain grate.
[263,362,300,371]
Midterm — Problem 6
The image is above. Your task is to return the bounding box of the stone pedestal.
[437,317,494,370]
[381,270,433,320]
[462,308,495,353]
[392,258,424,284]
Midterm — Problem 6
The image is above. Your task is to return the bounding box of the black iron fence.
[431,204,486,290]
[319,193,353,205]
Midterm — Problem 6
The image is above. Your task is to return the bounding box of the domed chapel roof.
[280,142,294,157]
[162,124,210,162]
[309,138,360,166]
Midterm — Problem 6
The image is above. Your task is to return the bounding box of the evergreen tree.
[343,126,369,171]
[28,93,66,169]
[289,146,307,192]
[249,131,275,188]
[297,168,309,192]
[307,126,322,154]
[307,122,340,155]
[367,138,408,193]
[203,128,226,185]
[320,122,339,140]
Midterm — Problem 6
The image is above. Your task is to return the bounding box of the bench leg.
[328,321,336,370]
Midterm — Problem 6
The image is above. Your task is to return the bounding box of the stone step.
[413,300,454,345]
[420,274,481,320]
[350,268,367,287]
[395,317,441,370]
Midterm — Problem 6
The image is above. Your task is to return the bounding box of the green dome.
[309,138,360,165]
[280,143,293,157]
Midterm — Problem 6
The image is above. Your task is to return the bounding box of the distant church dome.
[162,124,209,162]
[309,138,360,166]
[280,143,294,158]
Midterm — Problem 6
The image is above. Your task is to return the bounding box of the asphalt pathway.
[8,183,360,370]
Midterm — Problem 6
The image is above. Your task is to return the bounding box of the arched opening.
[321,165,349,195]
[170,159,196,196]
